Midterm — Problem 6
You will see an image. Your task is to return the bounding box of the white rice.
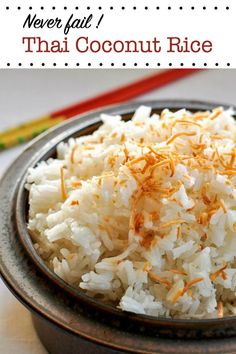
[26,105,236,319]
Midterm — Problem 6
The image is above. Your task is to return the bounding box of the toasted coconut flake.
[220,170,236,176]
[140,232,155,249]
[84,146,95,150]
[219,199,227,214]
[123,145,129,163]
[212,134,224,140]
[217,301,224,318]
[189,141,206,152]
[60,167,67,201]
[166,131,197,145]
[169,153,175,177]
[120,133,126,142]
[119,179,128,186]
[201,233,208,241]
[174,119,202,128]
[172,289,184,304]
[147,145,168,160]
[198,243,204,251]
[208,208,220,218]
[209,107,223,120]
[71,181,82,188]
[108,155,117,168]
[187,289,193,298]
[201,185,211,205]
[148,271,172,289]
[70,200,79,206]
[128,156,147,166]
[70,145,78,164]
[221,271,228,281]
[150,211,159,221]
[143,262,151,272]
[183,173,191,180]
[133,213,144,233]
[182,277,204,295]
[160,110,167,119]
[171,278,203,304]
[128,167,142,184]
[158,219,185,229]
[150,159,170,175]
[177,227,182,239]
[210,264,227,282]
[198,212,209,226]
[215,147,227,168]
[229,151,236,168]
[211,151,217,160]
[192,111,210,120]
[141,157,155,174]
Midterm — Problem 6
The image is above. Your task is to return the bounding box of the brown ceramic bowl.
[1,100,236,354]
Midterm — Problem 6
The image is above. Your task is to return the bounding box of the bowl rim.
[2,99,236,347]
[14,99,236,325]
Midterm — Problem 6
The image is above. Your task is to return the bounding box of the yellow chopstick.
[0,116,64,149]
[0,115,56,138]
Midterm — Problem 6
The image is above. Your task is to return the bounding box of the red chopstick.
[51,69,201,119]
[0,69,201,150]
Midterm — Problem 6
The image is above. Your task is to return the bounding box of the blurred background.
[0,68,235,354]
[1,69,236,171]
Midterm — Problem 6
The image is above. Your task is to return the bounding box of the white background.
[0,69,236,353]
[0,0,235,68]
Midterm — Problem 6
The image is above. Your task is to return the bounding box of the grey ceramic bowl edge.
[1,100,236,354]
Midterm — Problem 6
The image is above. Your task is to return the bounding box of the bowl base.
[32,314,121,354]
[32,314,236,354]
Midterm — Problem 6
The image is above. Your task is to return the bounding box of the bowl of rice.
[2,100,236,353]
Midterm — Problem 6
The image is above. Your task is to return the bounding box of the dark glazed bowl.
[1,100,236,354]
